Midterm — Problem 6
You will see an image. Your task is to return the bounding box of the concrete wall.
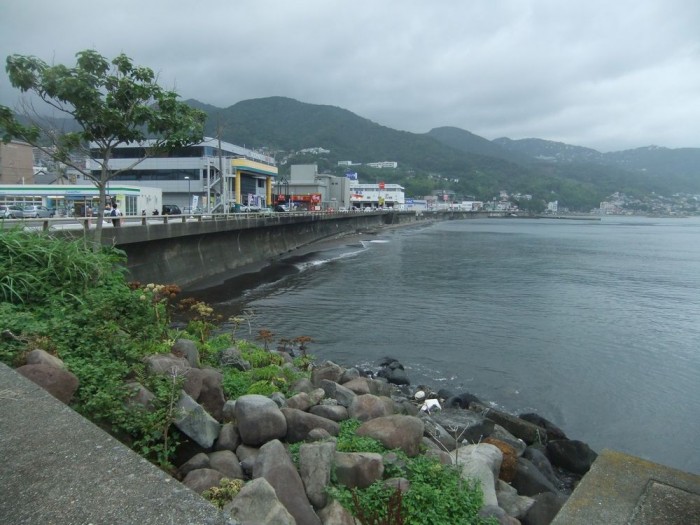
[103,212,426,287]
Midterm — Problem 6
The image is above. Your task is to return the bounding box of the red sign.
[379,182,385,190]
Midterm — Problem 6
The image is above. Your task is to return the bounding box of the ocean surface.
[190,216,700,474]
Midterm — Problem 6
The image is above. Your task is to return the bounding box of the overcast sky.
[1,0,699,152]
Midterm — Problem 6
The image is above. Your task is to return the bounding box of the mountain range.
[186,96,700,211]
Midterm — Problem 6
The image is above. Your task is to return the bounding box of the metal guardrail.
[1,208,400,232]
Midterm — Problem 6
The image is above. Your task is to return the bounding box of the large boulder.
[426,408,495,449]
[311,361,345,386]
[181,468,225,494]
[300,441,336,509]
[319,379,356,408]
[171,339,200,368]
[342,377,371,395]
[144,353,190,376]
[254,439,321,525]
[511,457,561,497]
[235,394,287,447]
[348,394,392,421]
[197,368,225,422]
[357,415,424,457]
[496,479,535,519]
[16,364,79,404]
[24,349,65,369]
[208,450,244,480]
[522,492,568,525]
[218,347,251,371]
[546,439,597,475]
[173,392,221,449]
[224,477,296,525]
[454,443,503,508]
[178,452,210,478]
[215,422,241,452]
[309,404,349,422]
[285,392,313,411]
[280,407,340,443]
[334,452,384,489]
[522,446,563,490]
[519,413,568,441]
[470,402,548,445]
[318,500,356,525]
[376,359,410,386]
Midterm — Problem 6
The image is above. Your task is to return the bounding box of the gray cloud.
[1,0,698,152]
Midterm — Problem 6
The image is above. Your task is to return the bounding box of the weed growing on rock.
[202,478,245,509]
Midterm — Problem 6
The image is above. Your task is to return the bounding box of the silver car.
[22,205,53,218]
[1,204,24,218]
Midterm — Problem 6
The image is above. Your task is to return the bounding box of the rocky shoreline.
[19,341,598,525]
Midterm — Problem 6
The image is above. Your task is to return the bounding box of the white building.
[365,161,398,169]
[88,137,278,211]
[350,182,405,209]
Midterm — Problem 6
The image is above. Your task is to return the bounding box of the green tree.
[0,49,205,246]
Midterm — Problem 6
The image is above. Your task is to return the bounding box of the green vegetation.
[329,419,496,525]
[202,478,245,509]
[0,229,182,465]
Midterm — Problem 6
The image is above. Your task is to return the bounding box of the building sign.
[345,172,358,180]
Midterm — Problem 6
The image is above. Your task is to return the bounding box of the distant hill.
[11,95,697,210]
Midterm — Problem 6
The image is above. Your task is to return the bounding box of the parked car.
[273,204,289,212]
[0,204,24,218]
[183,206,203,215]
[22,205,53,218]
[162,204,182,215]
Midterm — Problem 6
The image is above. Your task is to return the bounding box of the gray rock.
[491,424,527,456]
[182,468,224,494]
[270,392,286,408]
[497,479,536,519]
[300,441,336,509]
[222,400,236,422]
[311,361,345,386]
[144,353,190,376]
[318,500,356,525]
[478,505,521,525]
[522,492,568,525]
[182,368,206,400]
[348,393,392,421]
[319,379,357,408]
[197,368,226,422]
[285,392,313,411]
[15,364,79,404]
[339,367,360,384]
[342,377,371,395]
[512,457,562,497]
[254,439,322,525]
[308,388,326,405]
[519,412,568,441]
[522,446,563,490]
[334,452,384,489]
[208,450,244,480]
[224,477,296,525]
[24,349,65,369]
[426,408,495,448]
[173,392,221,449]
[455,443,503,508]
[219,347,251,371]
[281,407,340,443]
[546,439,597,475]
[357,415,424,457]
[172,339,200,368]
[234,394,287,447]
[290,377,313,394]
[123,381,155,411]
[178,452,211,478]
[470,402,547,445]
[216,422,242,452]
[309,404,349,422]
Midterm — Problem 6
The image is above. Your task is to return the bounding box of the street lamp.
[184,176,191,212]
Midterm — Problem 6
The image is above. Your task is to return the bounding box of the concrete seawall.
[106,212,428,287]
